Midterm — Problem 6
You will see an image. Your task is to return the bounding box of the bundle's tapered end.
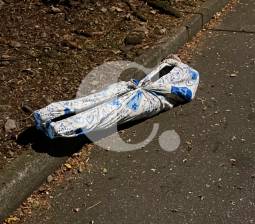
[33,111,42,130]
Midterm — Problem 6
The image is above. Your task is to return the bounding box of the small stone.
[73,208,80,212]
[231,136,237,141]
[47,175,53,183]
[103,168,108,174]
[230,158,236,166]
[124,32,144,45]
[230,74,237,78]
[5,119,16,132]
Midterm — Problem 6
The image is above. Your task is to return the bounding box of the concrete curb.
[0,0,230,221]
[136,0,229,68]
[0,151,66,221]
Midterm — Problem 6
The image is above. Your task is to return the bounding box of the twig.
[86,201,102,211]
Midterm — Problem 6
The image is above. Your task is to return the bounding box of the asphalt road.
[24,0,255,223]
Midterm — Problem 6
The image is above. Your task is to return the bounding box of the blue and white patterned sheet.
[34,59,199,139]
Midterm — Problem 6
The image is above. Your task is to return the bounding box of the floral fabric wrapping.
[34,59,199,139]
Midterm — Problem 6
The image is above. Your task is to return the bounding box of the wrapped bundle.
[34,59,199,139]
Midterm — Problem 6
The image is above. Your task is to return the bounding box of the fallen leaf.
[65,163,72,169]
[4,216,20,224]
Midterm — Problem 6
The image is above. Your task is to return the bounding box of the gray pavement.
[24,0,255,223]
[217,0,255,32]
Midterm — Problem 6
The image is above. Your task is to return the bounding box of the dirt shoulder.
[0,0,205,169]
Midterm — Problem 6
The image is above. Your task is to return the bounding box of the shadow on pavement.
[16,127,90,157]
[16,114,158,157]
[16,98,187,157]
